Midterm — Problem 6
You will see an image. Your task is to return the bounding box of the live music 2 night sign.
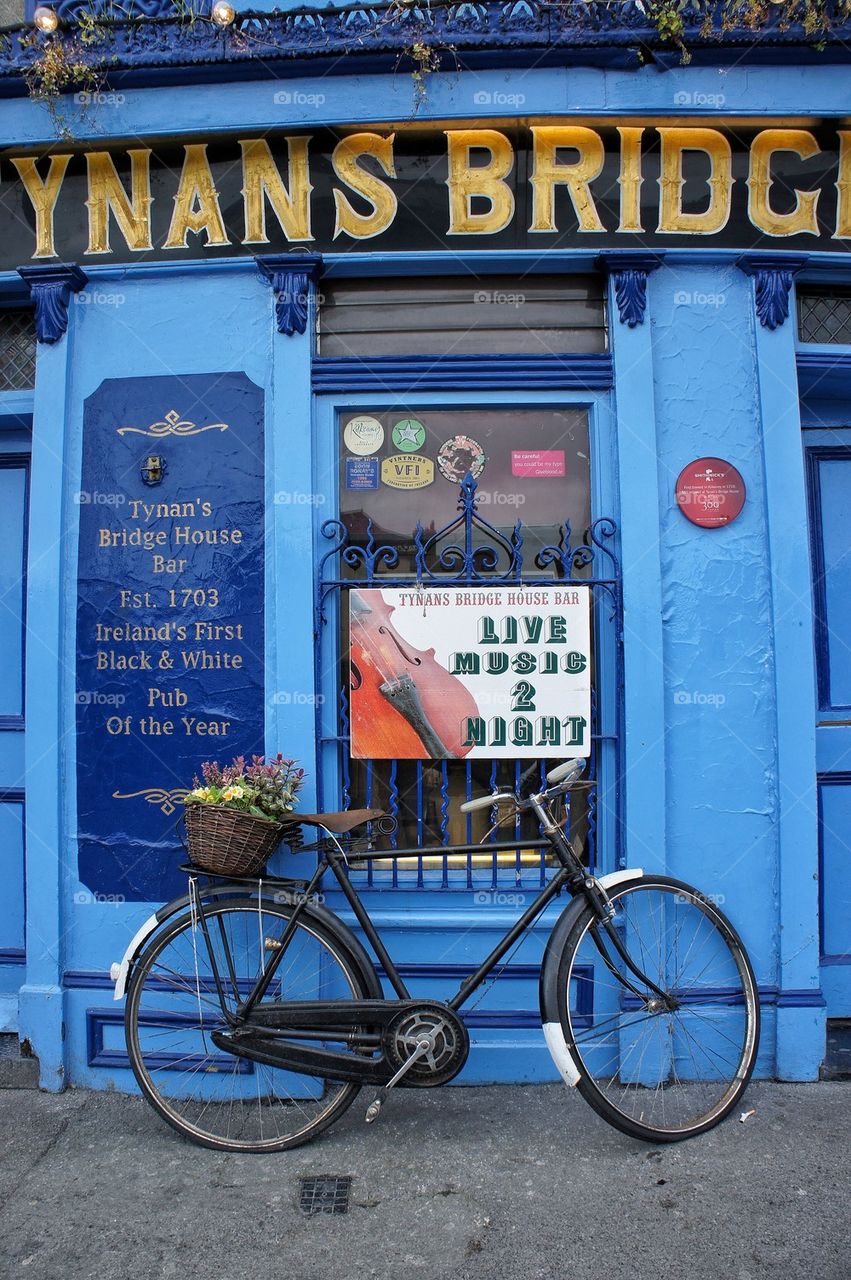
[75,372,265,901]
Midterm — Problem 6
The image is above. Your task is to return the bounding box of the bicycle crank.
[364,1002,470,1123]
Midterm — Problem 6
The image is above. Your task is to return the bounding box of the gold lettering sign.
[835,130,851,240]
[239,137,313,244]
[616,126,644,233]
[747,129,821,237]
[3,122,849,264]
[530,126,606,233]
[85,149,153,254]
[658,127,732,234]
[332,133,397,240]
[445,129,515,234]
[11,154,71,259]
[164,144,230,249]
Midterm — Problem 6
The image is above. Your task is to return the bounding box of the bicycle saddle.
[287,808,386,833]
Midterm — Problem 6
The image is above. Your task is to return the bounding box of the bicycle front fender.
[539,868,644,1087]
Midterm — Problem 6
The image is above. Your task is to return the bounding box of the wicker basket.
[183,803,285,877]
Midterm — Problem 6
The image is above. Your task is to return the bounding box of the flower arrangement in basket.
[183,754,305,876]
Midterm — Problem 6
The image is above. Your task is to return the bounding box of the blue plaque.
[345,457,380,490]
[76,373,265,901]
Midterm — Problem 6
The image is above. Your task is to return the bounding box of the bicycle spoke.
[127,903,366,1152]
[562,880,758,1138]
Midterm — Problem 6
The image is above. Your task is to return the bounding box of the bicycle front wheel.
[557,876,760,1142]
[126,901,371,1153]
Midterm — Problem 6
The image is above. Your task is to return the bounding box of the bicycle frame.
[190,780,663,1062]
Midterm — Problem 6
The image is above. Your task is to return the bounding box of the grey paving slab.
[0,1082,847,1280]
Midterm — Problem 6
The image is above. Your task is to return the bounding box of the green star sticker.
[392,419,426,452]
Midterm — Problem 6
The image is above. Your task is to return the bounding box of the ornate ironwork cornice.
[737,253,809,330]
[5,1,851,88]
[17,262,87,343]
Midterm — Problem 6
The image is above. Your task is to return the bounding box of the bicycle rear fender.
[539,869,643,1086]
[111,884,384,1003]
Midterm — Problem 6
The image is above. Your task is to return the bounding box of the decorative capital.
[17,263,88,344]
[736,254,809,330]
[256,253,323,336]
[596,252,664,327]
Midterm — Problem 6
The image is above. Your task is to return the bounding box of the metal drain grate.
[299,1175,352,1216]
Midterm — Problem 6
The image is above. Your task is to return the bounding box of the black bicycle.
[115,760,760,1152]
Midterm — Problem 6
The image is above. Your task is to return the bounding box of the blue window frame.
[313,387,621,889]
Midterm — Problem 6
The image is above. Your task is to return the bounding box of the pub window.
[0,310,36,391]
[335,405,594,870]
[318,275,606,358]
[797,286,851,346]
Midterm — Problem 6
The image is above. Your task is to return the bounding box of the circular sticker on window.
[391,418,426,453]
[437,435,486,484]
[343,415,384,456]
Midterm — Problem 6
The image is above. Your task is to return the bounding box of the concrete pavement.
[0,1082,848,1280]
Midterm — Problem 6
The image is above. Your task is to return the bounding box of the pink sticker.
[511,450,566,478]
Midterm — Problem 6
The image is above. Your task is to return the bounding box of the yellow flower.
[222,785,244,801]
[191,787,210,800]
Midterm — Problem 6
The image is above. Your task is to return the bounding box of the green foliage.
[185,754,306,823]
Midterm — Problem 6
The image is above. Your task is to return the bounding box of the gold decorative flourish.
[113,787,190,816]
[117,408,229,439]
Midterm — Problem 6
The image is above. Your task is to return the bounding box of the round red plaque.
[675,458,746,529]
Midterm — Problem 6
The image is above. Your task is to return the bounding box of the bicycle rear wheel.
[126,900,371,1152]
[557,876,760,1142]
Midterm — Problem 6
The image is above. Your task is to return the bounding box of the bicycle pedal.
[364,1097,383,1124]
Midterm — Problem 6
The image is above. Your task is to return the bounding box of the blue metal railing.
[315,471,622,889]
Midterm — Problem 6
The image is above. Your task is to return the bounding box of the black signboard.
[2,122,850,268]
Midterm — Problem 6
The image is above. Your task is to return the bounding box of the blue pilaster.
[745,275,824,1079]
[603,257,667,875]
[17,323,78,1089]
[262,256,323,819]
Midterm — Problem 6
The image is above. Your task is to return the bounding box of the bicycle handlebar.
[458,759,588,814]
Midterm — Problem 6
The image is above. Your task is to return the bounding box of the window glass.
[334,406,594,864]
[339,406,590,575]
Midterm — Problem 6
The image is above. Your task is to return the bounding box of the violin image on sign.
[349,589,478,760]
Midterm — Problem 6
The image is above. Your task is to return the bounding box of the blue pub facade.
[0,0,849,1089]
